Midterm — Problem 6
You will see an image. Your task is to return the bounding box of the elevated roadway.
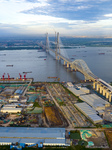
[44,32,112,102]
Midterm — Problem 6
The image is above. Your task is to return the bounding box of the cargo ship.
[48,77,57,78]
[23,71,32,73]
[98,53,105,55]
[6,65,13,67]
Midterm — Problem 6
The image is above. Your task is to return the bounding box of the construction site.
[0,78,94,128]
[0,76,112,129]
[0,78,112,149]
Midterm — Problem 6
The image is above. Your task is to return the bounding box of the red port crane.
[2,73,5,80]
[19,73,22,80]
[7,73,10,80]
[24,73,27,80]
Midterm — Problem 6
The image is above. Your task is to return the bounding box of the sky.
[0,0,112,37]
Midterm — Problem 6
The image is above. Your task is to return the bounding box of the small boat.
[38,56,47,58]
[98,53,105,55]
[44,59,46,60]
[48,77,57,78]
[23,71,32,73]
[6,65,13,67]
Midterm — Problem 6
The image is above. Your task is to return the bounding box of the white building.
[80,87,90,94]
[66,82,74,88]
[1,107,22,113]
[13,95,20,99]
[3,104,18,108]
[9,98,18,103]
[68,87,85,96]
[75,102,103,124]
[79,94,110,111]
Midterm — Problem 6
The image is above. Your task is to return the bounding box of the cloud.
[104,14,112,17]
[20,1,94,21]
[0,0,112,36]
[25,0,40,2]
[20,0,112,22]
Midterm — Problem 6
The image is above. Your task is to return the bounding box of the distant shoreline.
[0,45,112,51]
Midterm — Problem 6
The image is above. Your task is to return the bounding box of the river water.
[0,47,112,83]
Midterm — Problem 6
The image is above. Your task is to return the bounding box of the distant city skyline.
[0,0,112,37]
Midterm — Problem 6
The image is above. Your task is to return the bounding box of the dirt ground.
[44,106,68,127]
[44,106,63,127]
[105,129,112,149]
[82,130,109,148]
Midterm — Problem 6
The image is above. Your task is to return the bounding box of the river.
[0,46,112,83]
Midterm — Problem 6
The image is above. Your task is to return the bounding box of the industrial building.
[9,98,18,103]
[3,104,18,108]
[75,102,103,124]
[79,87,90,94]
[0,127,66,146]
[68,86,89,96]
[0,107,22,113]
[79,94,110,111]
[66,82,74,88]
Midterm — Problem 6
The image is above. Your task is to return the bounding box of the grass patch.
[27,107,42,114]
[70,130,81,140]
[0,145,10,150]
[33,102,41,107]
[59,102,66,106]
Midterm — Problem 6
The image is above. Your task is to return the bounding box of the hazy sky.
[0,0,112,37]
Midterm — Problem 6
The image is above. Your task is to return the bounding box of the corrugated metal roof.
[0,127,65,145]
[0,138,65,145]
[0,127,65,138]
[75,102,103,123]
[68,87,85,96]
[45,139,65,144]
[79,94,109,110]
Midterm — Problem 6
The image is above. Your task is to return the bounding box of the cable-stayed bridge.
[46,32,98,81]
[41,32,112,102]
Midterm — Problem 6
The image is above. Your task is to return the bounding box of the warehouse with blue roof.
[0,127,66,147]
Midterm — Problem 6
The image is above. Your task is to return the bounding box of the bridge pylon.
[46,33,49,52]
[55,32,61,60]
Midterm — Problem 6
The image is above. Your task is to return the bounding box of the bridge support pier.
[99,86,103,94]
[93,81,112,102]
[84,76,90,81]
[96,83,100,92]
[67,63,69,68]
[102,88,107,97]
[93,82,96,89]
[109,94,112,102]
[64,61,66,66]
[70,64,73,71]
[106,91,109,99]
